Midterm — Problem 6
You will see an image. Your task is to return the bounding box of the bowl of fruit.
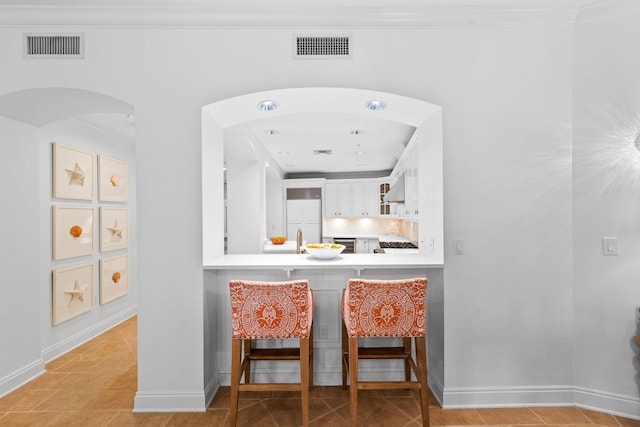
[304,243,345,259]
[269,236,287,245]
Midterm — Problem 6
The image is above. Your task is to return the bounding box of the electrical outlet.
[319,325,329,339]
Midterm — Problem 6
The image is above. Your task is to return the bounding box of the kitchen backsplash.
[324,218,418,242]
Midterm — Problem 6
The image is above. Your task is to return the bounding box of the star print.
[107,220,123,240]
[64,280,87,305]
[65,162,85,186]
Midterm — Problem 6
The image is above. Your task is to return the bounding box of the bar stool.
[228,279,314,427]
[341,277,429,427]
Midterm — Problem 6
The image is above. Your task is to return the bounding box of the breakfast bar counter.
[204,253,443,272]
[203,253,444,397]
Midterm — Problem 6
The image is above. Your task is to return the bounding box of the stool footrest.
[239,383,303,392]
[358,381,421,390]
[246,348,301,359]
[349,346,409,359]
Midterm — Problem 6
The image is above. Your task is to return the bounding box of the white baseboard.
[442,384,640,420]
[133,391,207,412]
[443,385,574,408]
[204,372,221,408]
[41,307,137,363]
[0,358,46,398]
[574,386,640,420]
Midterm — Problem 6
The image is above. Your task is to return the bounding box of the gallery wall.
[0,2,638,416]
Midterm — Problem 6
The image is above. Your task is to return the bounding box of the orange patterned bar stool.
[228,279,314,427]
[341,277,429,427]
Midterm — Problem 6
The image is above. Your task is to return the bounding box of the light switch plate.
[602,237,618,256]
[453,239,464,255]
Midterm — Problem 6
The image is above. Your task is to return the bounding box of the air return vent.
[294,34,351,59]
[313,149,333,155]
[24,33,84,59]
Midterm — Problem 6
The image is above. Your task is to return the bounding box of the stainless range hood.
[383,174,405,203]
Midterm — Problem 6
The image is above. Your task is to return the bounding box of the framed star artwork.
[100,255,129,304]
[100,207,128,252]
[53,205,94,260]
[52,262,94,325]
[52,143,94,200]
[98,155,128,202]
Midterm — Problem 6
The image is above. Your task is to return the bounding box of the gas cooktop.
[378,241,418,249]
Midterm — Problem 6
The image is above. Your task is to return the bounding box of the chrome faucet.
[296,229,303,254]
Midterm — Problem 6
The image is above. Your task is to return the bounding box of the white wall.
[0,117,45,392]
[0,13,637,417]
[573,11,640,415]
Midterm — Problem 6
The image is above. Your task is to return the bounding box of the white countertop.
[262,240,303,254]
[204,253,442,270]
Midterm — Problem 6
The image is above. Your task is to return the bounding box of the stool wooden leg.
[243,339,251,384]
[341,322,348,389]
[300,337,310,427]
[348,336,359,427]
[404,337,412,381]
[415,337,430,427]
[309,325,314,390]
[230,339,242,427]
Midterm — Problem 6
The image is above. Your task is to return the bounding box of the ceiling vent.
[294,34,351,59]
[313,149,333,155]
[24,33,84,59]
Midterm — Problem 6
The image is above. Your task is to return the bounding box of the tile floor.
[1,316,639,426]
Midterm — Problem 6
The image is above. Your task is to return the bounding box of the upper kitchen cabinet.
[325,179,388,218]
[352,181,379,217]
[324,182,353,217]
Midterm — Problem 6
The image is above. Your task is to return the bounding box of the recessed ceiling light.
[366,100,385,111]
[278,151,290,156]
[350,129,364,135]
[355,151,365,155]
[257,100,278,111]
[265,129,279,135]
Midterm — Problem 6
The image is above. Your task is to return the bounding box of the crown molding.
[576,0,640,26]
[0,5,580,29]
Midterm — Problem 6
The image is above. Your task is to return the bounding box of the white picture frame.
[100,255,129,304]
[52,262,94,325]
[53,143,94,200]
[53,205,94,260]
[98,155,128,202]
[100,207,128,252]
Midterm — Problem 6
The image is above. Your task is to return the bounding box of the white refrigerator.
[286,199,322,245]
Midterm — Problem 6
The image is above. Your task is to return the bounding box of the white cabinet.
[351,182,379,217]
[326,180,381,218]
[356,238,379,254]
[324,182,353,217]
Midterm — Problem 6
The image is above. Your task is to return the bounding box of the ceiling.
[229,113,415,178]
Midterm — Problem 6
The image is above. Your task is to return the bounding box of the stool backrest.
[229,280,313,339]
[343,277,427,338]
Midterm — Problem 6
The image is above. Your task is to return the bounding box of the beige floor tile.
[47,410,120,427]
[0,411,64,426]
[428,407,487,426]
[0,388,60,411]
[531,407,592,424]
[616,416,640,427]
[106,410,172,426]
[164,411,228,426]
[475,407,544,425]
[578,408,621,426]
